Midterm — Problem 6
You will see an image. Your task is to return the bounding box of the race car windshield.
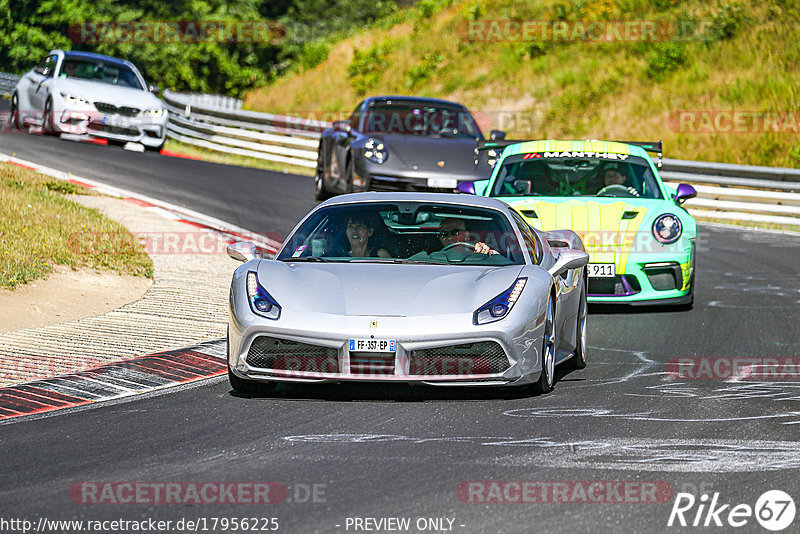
[59,58,144,90]
[361,102,482,139]
[490,154,664,199]
[277,202,526,265]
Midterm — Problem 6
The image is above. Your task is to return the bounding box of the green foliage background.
[0,0,400,97]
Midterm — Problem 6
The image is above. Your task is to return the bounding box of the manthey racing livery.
[462,140,698,306]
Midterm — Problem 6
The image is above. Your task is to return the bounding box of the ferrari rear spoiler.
[475,139,664,166]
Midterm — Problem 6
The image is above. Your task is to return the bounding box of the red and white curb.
[0,340,226,422]
[0,151,282,254]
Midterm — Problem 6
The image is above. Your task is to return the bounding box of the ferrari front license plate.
[349,339,396,352]
[588,263,615,278]
[428,177,457,188]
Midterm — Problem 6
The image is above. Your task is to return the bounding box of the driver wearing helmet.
[598,164,640,197]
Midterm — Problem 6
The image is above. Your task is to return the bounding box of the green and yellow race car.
[460,139,697,306]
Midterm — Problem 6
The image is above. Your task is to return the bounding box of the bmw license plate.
[588,263,615,278]
[349,339,396,352]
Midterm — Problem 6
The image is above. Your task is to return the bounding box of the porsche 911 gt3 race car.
[462,140,697,306]
[226,193,589,394]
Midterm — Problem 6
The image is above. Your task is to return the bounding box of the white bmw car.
[11,50,168,149]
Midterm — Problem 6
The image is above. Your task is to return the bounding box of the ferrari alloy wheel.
[10,92,20,129]
[314,145,331,200]
[568,274,587,370]
[534,295,557,394]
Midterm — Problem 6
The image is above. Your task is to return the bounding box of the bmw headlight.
[60,93,90,106]
[143,108,165,118]
[246,271,281,320]
[652,214,682,244]
[474,278,527,325]
[364,138,387,164]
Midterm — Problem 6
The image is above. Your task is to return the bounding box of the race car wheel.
[568,273,587,370]
[534,294,557,394]
[344,155,354,194]
[10,92,20,129]
[314,145,332,200]
[43,97,55,134]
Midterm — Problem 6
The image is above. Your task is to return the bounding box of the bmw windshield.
[491,153,664,199]
[277,202,525,266]
[59,58,144,90]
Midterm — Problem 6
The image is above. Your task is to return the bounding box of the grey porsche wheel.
[314,145,331,200]
[343,155,354,194]
[534,294,557,394]
[568,275,587,370]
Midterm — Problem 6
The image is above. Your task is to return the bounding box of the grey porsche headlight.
[247,271,281,320]
[143,108,165,118]
[60,93,91,107]
[364,138,387,164]
[474,278,527,325]
[652,214,682,244]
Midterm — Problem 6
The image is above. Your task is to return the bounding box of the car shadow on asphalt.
[588,303,693,314]
[228,367,585,402]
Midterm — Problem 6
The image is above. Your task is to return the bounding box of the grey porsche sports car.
[227,193,589,394]
[313,96,505,200]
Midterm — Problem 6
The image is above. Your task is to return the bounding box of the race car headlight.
[143,108,165,118]
[652,213,682,244]
[474,278,527,325]
[364,138,387,164]
[60,93,90,107]
[246,271,281,320]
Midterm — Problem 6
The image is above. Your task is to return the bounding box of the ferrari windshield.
[490,154,664,199]
[59,58,144,90]
[361,101,482,139]
[277,202,526,266]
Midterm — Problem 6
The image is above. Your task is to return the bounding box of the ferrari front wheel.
[568,274,587,370]
[533,294,557,394]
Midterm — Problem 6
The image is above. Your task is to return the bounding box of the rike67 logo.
[668,490,796,531]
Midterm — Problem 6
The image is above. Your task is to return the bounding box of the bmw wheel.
[10,92,20,129]
[43,97,55,134]
[534,294,557,394]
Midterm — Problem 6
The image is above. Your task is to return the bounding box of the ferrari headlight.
[364,138,387,164]
[246,271,281,320]
[60,93,90,106]
[143,108,165,118]
[474,278,527,325]
[652,213,682,244]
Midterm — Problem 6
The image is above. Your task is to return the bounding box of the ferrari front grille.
[349,352,395,375]
[409,341,509,376]
[246,336,339,373]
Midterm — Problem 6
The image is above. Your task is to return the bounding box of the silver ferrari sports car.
[227,193,589,394]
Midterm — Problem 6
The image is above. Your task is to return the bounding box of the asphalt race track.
[2,130,800,533]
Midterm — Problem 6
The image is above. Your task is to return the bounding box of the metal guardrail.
[0,73,20,97]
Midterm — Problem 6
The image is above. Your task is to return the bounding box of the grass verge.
[163,139,315,177]
[0,162,153,289]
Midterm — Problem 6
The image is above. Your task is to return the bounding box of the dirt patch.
[0,265,152,332]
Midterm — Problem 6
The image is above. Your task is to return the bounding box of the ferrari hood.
[378,135,487,176]
[256,261,523,317]
[54,78,162,110]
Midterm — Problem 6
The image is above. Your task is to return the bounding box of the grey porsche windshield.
[490,154,664,199]
[361,102,482,139]
[59,58,144,90]
[277,202,525,266]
